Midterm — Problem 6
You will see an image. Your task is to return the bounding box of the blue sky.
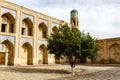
[8,0,120,39]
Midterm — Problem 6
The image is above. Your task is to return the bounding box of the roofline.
[2,0,67,22]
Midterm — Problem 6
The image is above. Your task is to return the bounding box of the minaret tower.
[70,9,79,28]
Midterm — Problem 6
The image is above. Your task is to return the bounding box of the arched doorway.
[21,42,33,65]
[0,40,14,65]
[39,44,48,64]
[38,23,48,39]
[109,43,120,63]
[52,26,59,34]
[1,12,15,33]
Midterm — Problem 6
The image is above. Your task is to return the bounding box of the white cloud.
[8,0,120,39]
[78,3,120,39]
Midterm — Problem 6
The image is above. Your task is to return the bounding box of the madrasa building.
[0,0,79,66]
[0,0,62,66]
[0,0,119,66]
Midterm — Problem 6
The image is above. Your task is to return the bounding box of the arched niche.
[38,44,48,64]
[109,43,120,63]
[1,12,15,33]
[96,46,104,63]
[0,40,14,65]
[21,42,33,65]
[52,26,59,34]
[22,18,33,36]
[38,22,48,39]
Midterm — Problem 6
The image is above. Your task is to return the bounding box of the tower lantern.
[70,9,79,28]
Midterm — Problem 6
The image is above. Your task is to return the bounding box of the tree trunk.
[71,66,75,76]
[69,57,76,76]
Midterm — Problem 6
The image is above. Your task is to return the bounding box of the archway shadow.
[1,67,70,74]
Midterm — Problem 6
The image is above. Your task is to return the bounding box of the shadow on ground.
[0,67,71,74]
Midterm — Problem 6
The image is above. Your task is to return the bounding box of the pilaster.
[0,4,1,33]
[33,15,38,65]
[16,8,22,65]
[103,40,108,63]
[14,8,21,65]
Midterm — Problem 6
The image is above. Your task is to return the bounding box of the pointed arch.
[22,17,33,36]
[38,22,48,39]
[109,43,119,49]
[21,42,33,65]
[0,39,14,65]
[1,39,13,46]
[23,17,33,26]
[109,43,120,63]
[52,26,59,34]
[97,45,104,63]
[1,12,15,33]
[2,12,15,22]
[38,44,48,64]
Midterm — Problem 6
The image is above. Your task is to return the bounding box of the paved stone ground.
[0,64,119,80]
[52,67,120,80]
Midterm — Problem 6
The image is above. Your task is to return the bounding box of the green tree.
[47,24,81,75]
[80,32,99,63]
[47,24,99,75]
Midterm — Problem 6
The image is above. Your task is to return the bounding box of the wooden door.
[0,53,5,65]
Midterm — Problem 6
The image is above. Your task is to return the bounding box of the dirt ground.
[0,64,117,80]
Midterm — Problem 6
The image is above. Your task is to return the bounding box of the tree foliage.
[80,32,99,63]
[47,24,81,66]
[47,24,99,75]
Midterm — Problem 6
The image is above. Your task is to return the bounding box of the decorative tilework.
[0,35,15,44]
[38,40,47,47]
[38,18,48,26]
[22,13,34,23]
[1,7,16,18]
[52,23,59,28]
[21,38,33,46]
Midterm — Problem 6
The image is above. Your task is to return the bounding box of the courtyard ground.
[0,64,119,80]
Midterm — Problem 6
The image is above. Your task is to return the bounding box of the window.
[9,24,14,33]
[28,28,32,36]
[22,28,26,35]
[77,21,79,26]
[1,24,6,32]
[43,31,46,38]
[73,21,75,26]
[53,30,55,34]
